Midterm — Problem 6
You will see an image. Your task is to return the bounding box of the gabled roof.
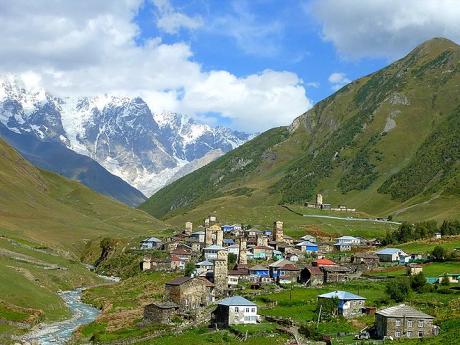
[376,304,434,319]
[297,241,318,247]
[218,296,256,307]
[204,245,225,250]
[318,290,366,301]
[322,265,351,272]
[313,258,336,266]
[249,264,269,271]
[196,260,213,266]
[375,248,408,255]
[166,276,192,286]
[336,236,360,240]
[304,266,323,275]
[142,237,162,242]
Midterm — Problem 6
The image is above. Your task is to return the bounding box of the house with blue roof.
[318,290,366,318]
[296,240,318,253]
[213,296,259,326]
[249,265,269,277]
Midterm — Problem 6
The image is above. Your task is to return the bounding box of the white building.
[214,296,259,326]
[204,245,225,261]
[375,248,410,263]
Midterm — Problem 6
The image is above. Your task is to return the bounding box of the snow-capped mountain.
[0,76,251,196]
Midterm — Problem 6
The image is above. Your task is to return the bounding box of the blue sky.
[134,0,388,104]
[1,0,459,132]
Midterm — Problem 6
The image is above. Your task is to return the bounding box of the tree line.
[383,220,460,245]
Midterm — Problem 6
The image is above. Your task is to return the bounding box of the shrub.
[410,272,426,292]
[386,277,411,302]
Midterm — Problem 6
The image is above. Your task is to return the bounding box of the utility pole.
[316,304,322,328]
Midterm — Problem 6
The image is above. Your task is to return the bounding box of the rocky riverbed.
[21,288,99,345]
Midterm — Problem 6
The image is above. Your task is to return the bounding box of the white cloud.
[328,72,350,90]
[153,0,203,34]
[0,0,311,132]
[310,0,460,59]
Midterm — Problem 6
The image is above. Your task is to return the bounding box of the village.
[134,205,456,343]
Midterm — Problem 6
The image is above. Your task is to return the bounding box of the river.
[22,288,100,345]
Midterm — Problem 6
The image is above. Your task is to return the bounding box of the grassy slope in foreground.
[140,38,460,224]
[0,138,168,343]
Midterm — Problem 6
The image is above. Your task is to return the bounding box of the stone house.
[407,263,423,276]
[165,276,215,310]
[190,231,205,243]
[322,265,360,283]
[300,234,316,242]
[375,304,438,339]
[269,259,300,283]
[140,237,162,250]
[351,253,380,271]
[299,266,323,286]
[252,245,274,260]
[213,296,259,327]
[317,242,334,253]
[143,302,179,324]
[318,290,366,318]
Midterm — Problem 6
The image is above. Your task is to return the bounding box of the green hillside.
[141,38,460,224]
[0,138,169,342]
[0,138,167,256]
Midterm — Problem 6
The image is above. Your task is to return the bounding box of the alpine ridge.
[0,77,251,198]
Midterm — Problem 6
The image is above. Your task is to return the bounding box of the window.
[395,331,401,338]
[407,331,412,337]
[407,320,413,328]
[418,320,424,328]
[251,308,256,313]
[246,308,250,312]
[395,319,401,327]
[234,307,239,312]
[418,331,424,338]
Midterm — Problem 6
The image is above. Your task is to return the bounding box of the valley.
[0,33,459,345]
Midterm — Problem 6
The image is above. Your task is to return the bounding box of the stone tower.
[316,193,323,207]
[256,234,266,247]
[273,221,284,242]
[238,236,247,265]
[184,222,193,235]
[213,249,228,296]
[205,224,223,246]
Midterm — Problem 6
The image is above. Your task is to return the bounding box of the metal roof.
[297,241,318,246]
[376,304,434,319]
[142,237,162,242]
[196,260,213,266]
[375,248,408,255]
[204,245,225,250]
[318,290,366,300]
[218,296,256,307]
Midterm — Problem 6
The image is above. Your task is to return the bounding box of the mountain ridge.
[0,78,251,197]
[140,37,460,223]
